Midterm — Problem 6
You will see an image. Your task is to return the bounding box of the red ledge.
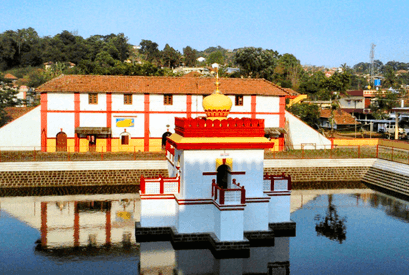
[167,140,273,150]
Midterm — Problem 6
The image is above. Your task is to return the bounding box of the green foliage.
[287,102,320,128]
[207,51,224,65]
[369,90,400,119]
[161,44,181,68]
[0,83,23,127]
[183,46,197,67]
[233,47,279,80]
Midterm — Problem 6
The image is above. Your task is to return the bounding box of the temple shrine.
[136,75,295,257]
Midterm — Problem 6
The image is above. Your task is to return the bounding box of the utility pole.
[370,43,376,87]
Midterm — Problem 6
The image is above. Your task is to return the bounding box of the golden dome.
[202,74,232,120]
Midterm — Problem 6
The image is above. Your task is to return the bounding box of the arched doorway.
[162,131,172,148]
[56,131,67,152]
[217,164,230,189]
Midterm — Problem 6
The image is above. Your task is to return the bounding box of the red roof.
[320,109,359,125]
[2,107,37,127]
[4,73,18,80]
[36,75,288,96]
[345,90,364,96]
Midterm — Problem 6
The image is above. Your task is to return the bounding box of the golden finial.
[215,67,221,94]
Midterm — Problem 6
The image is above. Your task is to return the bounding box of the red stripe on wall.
[106,93,112,152]
[74,93,80,152]
[40,93,47,152]
[186,94,192,118]
[40,202,47,248]
[279,96,285,128]
[144,94,150,152]
[251,95,256,119]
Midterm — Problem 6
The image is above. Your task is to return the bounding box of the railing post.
[302,145,305,159]
[68,150,71,161]
[376,144,379,158]
[241,186,246,204]
[220,188,225,205]
[159,175,164,194]
[270,177,274,192]
[101,150,104,161]
[391,147,394,161]
[288,175,292,191]
[178,176,181,193]
[140,175,145,194]
[33,148,36,161]
[134,146,136,160]
[358,145,361,158]
[0,149,2,162]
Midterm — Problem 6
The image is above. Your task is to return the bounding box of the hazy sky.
[2,0,409,67]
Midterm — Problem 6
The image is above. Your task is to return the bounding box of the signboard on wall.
[116,118,134,127]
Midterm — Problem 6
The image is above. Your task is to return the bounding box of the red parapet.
[174,117,265,137]
[140,175,145,194]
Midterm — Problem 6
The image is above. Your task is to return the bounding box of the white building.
[136,84,295,257]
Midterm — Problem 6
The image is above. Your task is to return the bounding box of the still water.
[0,186,408,275]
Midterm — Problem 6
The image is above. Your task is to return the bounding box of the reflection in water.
[0,193,140,252]
[1,187,409,274]
[314,194,347,244]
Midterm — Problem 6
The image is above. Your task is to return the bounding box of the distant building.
[196,57,206,63]
[320,108,360,130]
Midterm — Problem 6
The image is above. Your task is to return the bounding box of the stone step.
[362,167,409,196]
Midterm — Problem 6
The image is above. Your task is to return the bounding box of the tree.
[207,50,224,65]
[298,71,326,98]
[273,53,303,89]
[161,44,181,68]
[139,39,160,63]
[233,47,279,79]
[0,81,23,126]
[287,102,320,128]
[369,90,400,119]
[183,46,197,67]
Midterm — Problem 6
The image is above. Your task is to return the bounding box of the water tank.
[374,79,381,86]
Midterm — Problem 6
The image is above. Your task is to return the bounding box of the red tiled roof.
[345,90,364,96]
[183,71,202,77]
[320,109,360,125]
[4,73,18,80]
[36,75,288,96]
[283,88,300,96]
[2,107,37,126]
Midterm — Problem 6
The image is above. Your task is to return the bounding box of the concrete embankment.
[0,160,168,188]
[1,159,409,196]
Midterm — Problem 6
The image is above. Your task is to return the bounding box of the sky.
[1,0,409,68]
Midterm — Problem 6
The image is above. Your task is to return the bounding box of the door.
[89,135,97,152]
[56,132,67,152]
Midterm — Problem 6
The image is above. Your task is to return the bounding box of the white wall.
[111,114,144,138]
[256,96,280,113]
[176,204,214,233]
[80,93,106,111]
[150,94,186,112]
[181,149,265,199]
[286,110,331,149]
[48,93,75,110]
[47,112,75,137]
[111,94,144,111]
[268,195,291,223]
[243,202,269,231]
[0,106,41,150]
[80,113,107,127]
[140,199,176,227]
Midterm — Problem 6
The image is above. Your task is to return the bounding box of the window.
[235,95,243,106]
[164,94,173,105]
[121,134,129,145]
[89,93,98,104]
[124,94,132,105]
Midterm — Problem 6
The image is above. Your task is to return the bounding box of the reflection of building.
[139,238,290,275]
[137,75,295,257]
[0,194,139,249]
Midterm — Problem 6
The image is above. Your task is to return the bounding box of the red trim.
[168,140,273,150]
[279,136,284,151]
[203,172,217,175]
[251,95,256,119]
[279,96,285,128]
[74,93,80,152]
[144,94,150,152]
[74,201,79,247]
[266,193,291,196]
[40,202,47,247]
[246,198,270,203]
[174,117,265,138]
[105,208,111,245]
[45,109,281,115]
[40,93,47,152]
[229,171,246,175]
[186,94,192,118]
[212,201,245,211]
[106,93,112,152]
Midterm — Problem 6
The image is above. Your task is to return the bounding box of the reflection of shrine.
[139,237,290,275]
[0,194,139,252]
